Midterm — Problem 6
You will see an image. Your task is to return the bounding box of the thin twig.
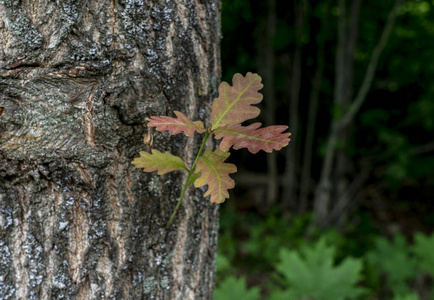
[167,130,211,227]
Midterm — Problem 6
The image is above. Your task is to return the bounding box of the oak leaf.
[214,123,291,154]
[148,111,206,136]
[211,73,263,130]
[132,149,187,175]
[194,148,237,203]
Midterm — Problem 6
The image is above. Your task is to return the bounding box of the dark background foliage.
[221,0,434,230]
[216,0,434,298]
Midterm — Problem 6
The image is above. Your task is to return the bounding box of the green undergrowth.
[215,206,434,300]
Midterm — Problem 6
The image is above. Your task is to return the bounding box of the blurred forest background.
[214,0,434,299]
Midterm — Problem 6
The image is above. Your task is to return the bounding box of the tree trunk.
[0,1,221,299]
[259,0,277,207]
[299,0,328,213]
[313,0,402,227]
[282,0,306,212]
[334,0,360,222]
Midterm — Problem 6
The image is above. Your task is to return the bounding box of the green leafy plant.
[213,276,260,300]
[271,238,365,300]
[412,232,434,276]
[393,293,420,300]
[132,73,290,226]
[366,235,417,296]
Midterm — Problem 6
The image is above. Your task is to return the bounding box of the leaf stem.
[167,130,211,227]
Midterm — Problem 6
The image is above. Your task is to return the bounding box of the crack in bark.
[12,189,29,299]
[83,85,97,148]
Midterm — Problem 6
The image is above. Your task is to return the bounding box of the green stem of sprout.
[167,130,211,227]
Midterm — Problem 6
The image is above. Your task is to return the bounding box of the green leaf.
[367,235,417,295]
[214,276,260,300]
[193,148,237,203]
[148,111,206,136]
[211,72,263,130]
[393,293,421,300]
[412,233,434,276]
[214,123,290,154]
[132,149,187,175]
[274,238,365,300]
[216,253,231,274]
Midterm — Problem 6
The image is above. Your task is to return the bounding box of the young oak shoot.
[132,73,291,226]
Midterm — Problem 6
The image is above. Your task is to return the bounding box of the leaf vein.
[212,79,256,129]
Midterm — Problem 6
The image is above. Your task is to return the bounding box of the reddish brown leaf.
[194,148,237,203]
[214,123,291,154]
[148,111,206,136]
[132,149,187,175]
[211,73,263,130]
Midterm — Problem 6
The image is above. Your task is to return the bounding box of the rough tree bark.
[0,0,221,299]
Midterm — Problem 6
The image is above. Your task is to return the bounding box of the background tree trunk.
[259,0,277,207]
[0,0,221,299]
[299,0,328,214]
[313,0,402,226]
[282,0,306,212]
